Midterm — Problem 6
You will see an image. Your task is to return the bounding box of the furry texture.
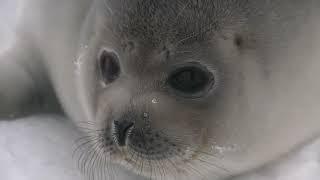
[1,1,320,180]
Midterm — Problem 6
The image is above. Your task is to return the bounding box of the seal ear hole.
[98,49,121,84]
[167,63,215,98]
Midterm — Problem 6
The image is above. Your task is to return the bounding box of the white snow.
[0,116,143,180]
[0,116,84,180]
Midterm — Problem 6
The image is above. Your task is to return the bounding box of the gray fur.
[1,0,320,180]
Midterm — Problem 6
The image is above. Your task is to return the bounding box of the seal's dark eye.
[98,49,120,84]
[168,64,214,97]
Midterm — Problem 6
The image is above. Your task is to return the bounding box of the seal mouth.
[111,129,194,162]
[74,122,227,179]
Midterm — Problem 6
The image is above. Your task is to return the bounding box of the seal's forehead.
[100,0,245,46]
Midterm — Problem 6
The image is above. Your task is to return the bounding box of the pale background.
[0,1,319,180]
[0,0,16,51]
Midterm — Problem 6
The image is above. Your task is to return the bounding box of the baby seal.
[1,0,320,179]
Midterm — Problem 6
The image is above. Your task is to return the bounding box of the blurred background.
[0,0,18,50]
[0,2,85,180]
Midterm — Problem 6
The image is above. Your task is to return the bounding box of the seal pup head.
[73,0,320,179]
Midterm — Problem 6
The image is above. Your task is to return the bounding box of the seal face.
[74,1,239,179]
[2,0,320,179]
[71,0,320,179]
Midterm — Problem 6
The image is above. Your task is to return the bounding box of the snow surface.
[0,116,147,180]
[0,116,143,180]
[0,116,84,180]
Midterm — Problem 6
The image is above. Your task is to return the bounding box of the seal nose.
[113,120,134,146]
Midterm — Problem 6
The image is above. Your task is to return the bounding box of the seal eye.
[167,63,214,97]
[98,49,121,84]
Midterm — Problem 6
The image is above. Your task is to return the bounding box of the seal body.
[1,0,320,180]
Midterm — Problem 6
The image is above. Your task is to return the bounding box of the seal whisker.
[75,121,98,126]
[78,128,106,133]
[91,137,110,180]
[160,137,230,173]
[73,136,102,160]
[163,154,182,180]
[139,129,147,177]
[78,142,95,177]
[179,144,229,172]
[157,159,166,180]
[103,145,116,180]
[95,150,103,180]
[195,157,229,177]
[154,128,230,177]
[75,122,105,129]
[75,135,101,144]
[101,149,109,180]
[89,142,104,180]
[147,156,153,180]
[95,140,110,180]
[173,152,211,180]
[197,157,230,173]
[83,139,101,179]
[156,159,165,180]
[73,130,110,180]
[127,147,140,173]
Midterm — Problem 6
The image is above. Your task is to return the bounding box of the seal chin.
[113,144,214,180]
[109,127,207,179]
[114,146,196,178]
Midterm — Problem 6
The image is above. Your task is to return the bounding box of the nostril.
[113,120,134,147]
